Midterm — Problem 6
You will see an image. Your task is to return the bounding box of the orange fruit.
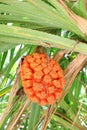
[20,53,65,106]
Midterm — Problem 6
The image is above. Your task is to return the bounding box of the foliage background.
[0,0,87,130]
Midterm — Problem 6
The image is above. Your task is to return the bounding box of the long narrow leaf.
[0,25,87,55]
[28,103,40,130]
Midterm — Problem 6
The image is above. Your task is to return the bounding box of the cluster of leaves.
[0,0,87,130]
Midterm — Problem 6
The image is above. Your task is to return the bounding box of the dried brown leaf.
[64,54,87,80]
[7,99,30,130]
[58,0,87,36]
[0,64,20,126]
[54,50,68,61]
[41,105,54,130]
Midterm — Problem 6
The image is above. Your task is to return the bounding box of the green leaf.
[0,25,87,55]
[0,85,11,97]
[52,114,78,130]
[2,45,30,76]
[0,51,8,70]
[0,0,86,38]
[74,73,82,100]
[28,103,40,130]
[9,48,15,61]
[67,0,87,19]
